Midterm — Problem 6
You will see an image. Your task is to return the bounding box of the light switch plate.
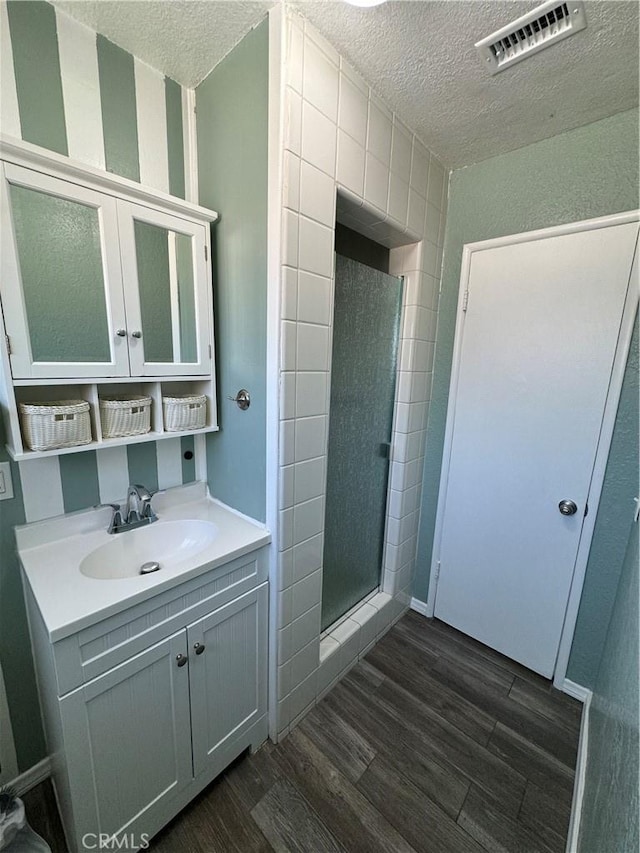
[0,461,14,501]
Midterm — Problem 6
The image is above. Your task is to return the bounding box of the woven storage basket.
[20,400,92,451]
[163,394,207,432]
[99,395,152,438]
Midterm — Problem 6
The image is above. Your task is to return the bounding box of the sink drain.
[140,561,160,575]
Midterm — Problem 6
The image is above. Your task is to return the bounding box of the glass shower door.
[321,254,403,631]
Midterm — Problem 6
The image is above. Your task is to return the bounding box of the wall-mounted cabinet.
[0,136,219,457]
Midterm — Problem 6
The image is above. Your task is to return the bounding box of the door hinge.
[204,245,208,261]
[462,290,469,312]
[435,560,441,582]
[4,334,11,355]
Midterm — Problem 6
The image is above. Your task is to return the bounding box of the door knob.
[116,329,127,337]
[176,653,188,667]
[131,330,142,339]
[193,642,205,655]
[558,500,578,516]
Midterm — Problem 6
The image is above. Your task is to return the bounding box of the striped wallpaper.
[1,0,205,525]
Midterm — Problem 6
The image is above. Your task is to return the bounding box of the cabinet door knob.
[116,329,127,337]
[176,653,188,667]
[193,642,205,655]
[131,330,142,339]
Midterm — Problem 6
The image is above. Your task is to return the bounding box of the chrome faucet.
[98,483,159,534]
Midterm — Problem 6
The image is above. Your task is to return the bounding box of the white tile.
[427,157,445,210]
[293,533,323,582]
[408,189,426,237]
[388,488,403,519]
[340,57,369,94]
[286,87,302,155]
[299,160,335,226]
[303,38,339,122]
[390,120,412,183]
[296,371,328,418]
[280,586,293,625]
[298,271,332,325]
[281,320,297,371]
[302,100,337,177]
[278,624,292,663]
[292,569,323,620]
[278,660,292,701]
[438,210,448,247]
[338,73,368,146]
[306,22,340,66]
[295,416,326,462]
[291,638,320,686]
[299,217,334,277]
[279,548,294,589]
[388,173,409,226]
[283,209,299,267]
[422,240,439,277]
[317,636,343,696]
[280,419,295,467]
[425,202,440,245]
[297,323,330,371]
[404,241,423,273]
[282,266,298,320]
[292,604,322,653]
[364,153,389,213]
[283,150,301,211]
[277,699,291,735]
[295,457,326,504]
[402,270,421,306]
[287,19,304,93]
[279,464,295,510]
[280,507,294,551]
[336,130,365,198]
[330,618,360,667]
[351,603,378,651]
[289,670,318,721]
[280,371,295,420]
[410,139,429,196]
[367,98,392,165]
[293,496,324,544]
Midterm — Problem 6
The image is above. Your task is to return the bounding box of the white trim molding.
[566,686,593,852]
[8,757,52,797]
[410,597,430,617]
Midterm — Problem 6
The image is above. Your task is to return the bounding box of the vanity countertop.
[16,482,271,642]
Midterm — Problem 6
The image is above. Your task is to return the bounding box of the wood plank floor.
[23,611,582,853]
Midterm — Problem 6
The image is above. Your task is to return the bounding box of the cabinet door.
[117,200,212,376]
[0,163,129,378]
[59,630,192,846]
[188,584,268,777]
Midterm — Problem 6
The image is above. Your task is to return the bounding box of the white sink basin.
[79,519,218,580]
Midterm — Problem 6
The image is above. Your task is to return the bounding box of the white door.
[117,200,211,376]
[433,219,638,678]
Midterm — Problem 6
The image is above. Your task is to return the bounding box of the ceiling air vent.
[476,0,587,75]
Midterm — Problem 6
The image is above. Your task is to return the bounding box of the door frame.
[426,210,639,689]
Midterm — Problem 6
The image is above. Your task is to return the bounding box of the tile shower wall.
[0,1,201,771]
[275,12,448,736]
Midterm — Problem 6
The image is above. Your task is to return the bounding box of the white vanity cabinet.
[24,547,268,852]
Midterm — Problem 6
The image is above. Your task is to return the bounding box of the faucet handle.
[96,502,121,511]
[96,502,124,534]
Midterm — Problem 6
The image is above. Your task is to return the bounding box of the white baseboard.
[7,757,51,796]
[410,597,430,617]
[562,678,591,703]
[565,687,592,852]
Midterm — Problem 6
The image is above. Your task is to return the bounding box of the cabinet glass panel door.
[118,201,211,376]
[1,164,129,378]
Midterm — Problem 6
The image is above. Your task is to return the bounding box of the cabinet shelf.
[7,424,219,461]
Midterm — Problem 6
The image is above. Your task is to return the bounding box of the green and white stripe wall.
[0,0,201,771]
[1,0,203,523]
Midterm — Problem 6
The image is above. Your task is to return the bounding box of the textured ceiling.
[52,1,274,88]
[53,0,639,167]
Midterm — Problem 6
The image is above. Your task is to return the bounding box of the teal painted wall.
[196,20,268,522]
[1,2,193,773]
[578,521,639,852]
[415,109,640,688]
